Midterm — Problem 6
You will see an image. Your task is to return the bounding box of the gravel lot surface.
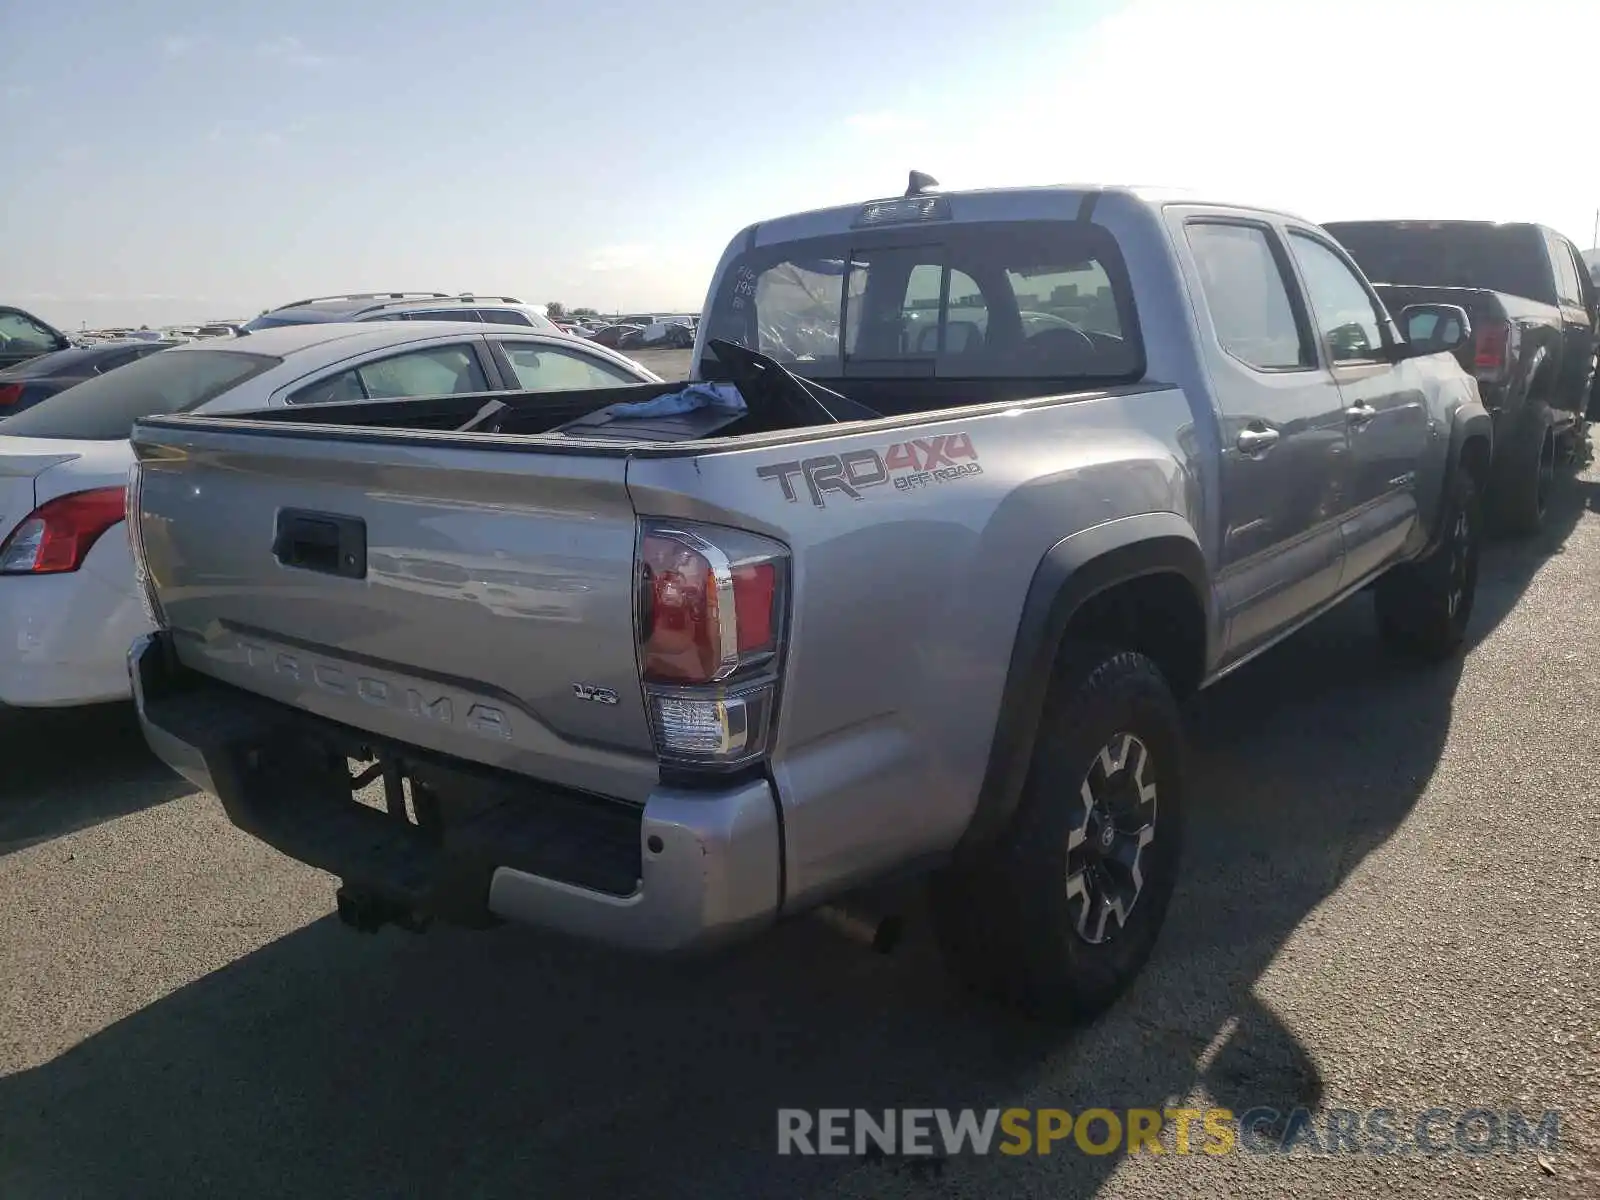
[1,463,1596,1199]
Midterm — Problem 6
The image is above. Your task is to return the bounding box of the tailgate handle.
[273,509,367,579]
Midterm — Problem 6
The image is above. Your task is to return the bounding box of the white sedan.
[0,321,659,707]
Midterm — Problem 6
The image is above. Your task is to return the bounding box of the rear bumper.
[129,632,782,953]
[0,561,149,707]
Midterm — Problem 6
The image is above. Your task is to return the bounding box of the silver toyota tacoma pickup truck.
[126,180,1491,1022]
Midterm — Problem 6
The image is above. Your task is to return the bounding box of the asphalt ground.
[1,461,1597,1199]
[618,346,692,381]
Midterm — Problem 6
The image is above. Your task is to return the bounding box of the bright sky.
[3,0,1597,330]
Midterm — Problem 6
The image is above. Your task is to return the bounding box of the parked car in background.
[620,320,695,349]
[125,182,1489,1023]
[554,321,598,337]
[0,339,180,417]
[588,323,645,348]
[0,306,73,371]
[1323,219,1597,534]
[242,292,559,333]
[0,320,660,709]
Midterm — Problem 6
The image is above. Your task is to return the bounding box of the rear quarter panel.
[628,384,1208,909]
[1496,294,1573,411]
[675,191,1230,905]
[1400,353,1486,546]
[1373,284,1563,413]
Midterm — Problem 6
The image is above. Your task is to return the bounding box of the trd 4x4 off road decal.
[756,433,982,508]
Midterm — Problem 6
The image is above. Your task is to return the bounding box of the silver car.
[243,292,561,334]
[0,320,659,708]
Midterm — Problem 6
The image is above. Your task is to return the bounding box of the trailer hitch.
[334,884,431,934]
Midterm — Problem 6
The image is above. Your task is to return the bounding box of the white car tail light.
[0,486,126,575]
[636,521,788,771]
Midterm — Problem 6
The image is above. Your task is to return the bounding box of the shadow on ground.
[0,475,1586,1199]
[0,702,190,856]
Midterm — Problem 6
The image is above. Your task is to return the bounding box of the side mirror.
[1397,303,1472,358]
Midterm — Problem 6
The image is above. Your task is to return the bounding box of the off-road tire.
[929,645,1185,1024]
[1374,467,1481,661]
[1494,412,1554,537]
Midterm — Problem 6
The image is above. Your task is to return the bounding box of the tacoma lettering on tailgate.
[756,432,982,508]
[238,640,513,740]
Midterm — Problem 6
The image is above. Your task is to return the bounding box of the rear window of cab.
[703,219,1143,383]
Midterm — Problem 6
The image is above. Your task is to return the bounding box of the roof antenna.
[906,170,939,197]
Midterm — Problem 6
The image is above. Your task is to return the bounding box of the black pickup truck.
[1323,220,1598,534]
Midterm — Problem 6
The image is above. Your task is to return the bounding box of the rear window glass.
[242,309,350,331]
[703,220,1142,381]
[0,346,108,378]
[0,350,279,440]
[1322,222,1554,304]
[242,313,311,331]
[478,309,533,326]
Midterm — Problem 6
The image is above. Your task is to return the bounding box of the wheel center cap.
[1099,821,1116,850]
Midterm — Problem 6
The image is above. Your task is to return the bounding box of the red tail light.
[0,487,128,575]
[639,529,780,684]
[637,522,788,769]
[1473,320,1511,375]
[0,383,23,408]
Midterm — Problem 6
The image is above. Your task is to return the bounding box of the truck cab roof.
[742,183,1313,248]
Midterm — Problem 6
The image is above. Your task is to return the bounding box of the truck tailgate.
[131,422,659,802]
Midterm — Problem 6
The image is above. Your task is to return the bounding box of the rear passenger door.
[1283,228,1430,586]
[277,340,496,406]
[1177,214,1352,659]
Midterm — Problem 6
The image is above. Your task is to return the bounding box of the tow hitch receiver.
[334,884,432,934]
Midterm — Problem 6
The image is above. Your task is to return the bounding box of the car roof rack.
[273,291,454,310]
[354,293,527,311]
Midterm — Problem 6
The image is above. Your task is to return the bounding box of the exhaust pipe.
[814,903,905,954]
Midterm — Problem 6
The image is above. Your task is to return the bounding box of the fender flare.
[1427,398,1493,553]
[953,513,1212,859]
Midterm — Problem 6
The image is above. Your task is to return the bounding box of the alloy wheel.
[1446,501,1474,619]
[1065,732,1158,945]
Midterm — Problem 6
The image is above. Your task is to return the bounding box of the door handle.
[273,509,367,579]
[1345,402,1376,427]
[1236,426,1280,454]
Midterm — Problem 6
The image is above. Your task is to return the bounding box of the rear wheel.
[930,646,1185,1024]
[1374,466,1481,661]
[1494,414,1554,537]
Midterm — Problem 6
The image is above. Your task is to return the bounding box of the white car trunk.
[0,437,136,543]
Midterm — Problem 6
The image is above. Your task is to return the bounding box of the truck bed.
[129,348,1164,809]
